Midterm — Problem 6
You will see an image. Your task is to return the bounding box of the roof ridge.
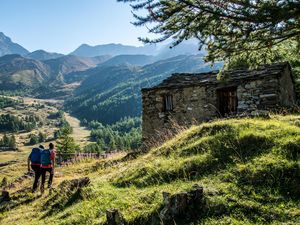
[142,62,290,92]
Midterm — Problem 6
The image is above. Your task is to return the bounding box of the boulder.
[159,184,204,222]
[105,209,125,225]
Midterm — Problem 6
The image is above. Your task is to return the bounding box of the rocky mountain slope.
[0,32,29,57]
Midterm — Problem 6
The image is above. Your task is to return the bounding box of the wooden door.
[217,87,237,116]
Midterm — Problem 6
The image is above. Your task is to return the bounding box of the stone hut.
[142,62,296,142]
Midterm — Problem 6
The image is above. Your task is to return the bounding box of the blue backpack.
[29,148,42,164]
[41,149,52,166]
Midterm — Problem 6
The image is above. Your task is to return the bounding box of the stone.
[158,113,165,118]
[237,104,248,109]
[256,80,263,85]
[259,93,277,98]
[159,192,188,221]
[250,82,256,88]
[105,209,125,225]
[159,184,204,222]
[245,84,251,89]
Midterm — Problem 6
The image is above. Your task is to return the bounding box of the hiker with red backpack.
[40,143,56,194]
[28,145,44,192]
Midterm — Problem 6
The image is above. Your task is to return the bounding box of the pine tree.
[2,134,9,147]
[38,132,46,143]
[118,0,300,62]
[10,135,17,149]
[109,137,116,150]
[56,126,79,160]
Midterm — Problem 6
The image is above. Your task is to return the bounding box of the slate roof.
[142,62,291,92]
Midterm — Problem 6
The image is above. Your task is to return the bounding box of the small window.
[163,95,173,112]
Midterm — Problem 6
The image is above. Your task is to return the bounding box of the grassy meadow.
[0,113,299,224]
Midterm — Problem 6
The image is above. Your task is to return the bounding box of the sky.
[0,0,154,54]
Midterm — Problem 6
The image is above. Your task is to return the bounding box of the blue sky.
[0,0,153,53]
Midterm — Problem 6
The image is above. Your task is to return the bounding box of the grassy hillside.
[0,114,299,224]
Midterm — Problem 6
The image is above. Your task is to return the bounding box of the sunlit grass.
[1,114,300,224]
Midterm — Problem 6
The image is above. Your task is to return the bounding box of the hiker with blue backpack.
[28,145,44,192]
[40,143,56,194]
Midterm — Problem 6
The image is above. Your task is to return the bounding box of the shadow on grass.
[40,177,90,218]
[236,162,300,199]
[113,128,274,188]
[0,187,42,213]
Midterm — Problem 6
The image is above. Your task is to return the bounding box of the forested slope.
[65,55,222,124]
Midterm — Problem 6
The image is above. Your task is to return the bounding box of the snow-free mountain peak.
[0,32,29,56]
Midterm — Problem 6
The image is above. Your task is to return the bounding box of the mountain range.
[70,41,202,59]
[0,32,202,58]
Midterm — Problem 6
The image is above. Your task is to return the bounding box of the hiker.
[40,143,56,194]
[28,145,44,192]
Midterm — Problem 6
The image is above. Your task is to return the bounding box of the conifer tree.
[10,135,16,149]
[56,126,79,160]
[118,0,300,62]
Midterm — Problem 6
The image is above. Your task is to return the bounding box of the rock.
[158,113,165,118]
[259,93,277,98]
[159,184,204,222]
[250,82,256,88]
[190,184,204,203]
[245,84,251,89]
[105,209,125,225]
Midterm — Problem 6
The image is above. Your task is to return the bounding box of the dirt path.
[64,113,91,148]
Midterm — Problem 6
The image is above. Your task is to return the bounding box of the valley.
[0,95,92,183]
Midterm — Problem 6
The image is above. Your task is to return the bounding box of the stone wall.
[236,75,280,112]
[142,85,218,143]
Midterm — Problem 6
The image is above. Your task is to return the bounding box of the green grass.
[0,114,300,224]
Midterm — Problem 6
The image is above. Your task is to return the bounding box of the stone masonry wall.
[142,85,218,143]
[236,75,280,112]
